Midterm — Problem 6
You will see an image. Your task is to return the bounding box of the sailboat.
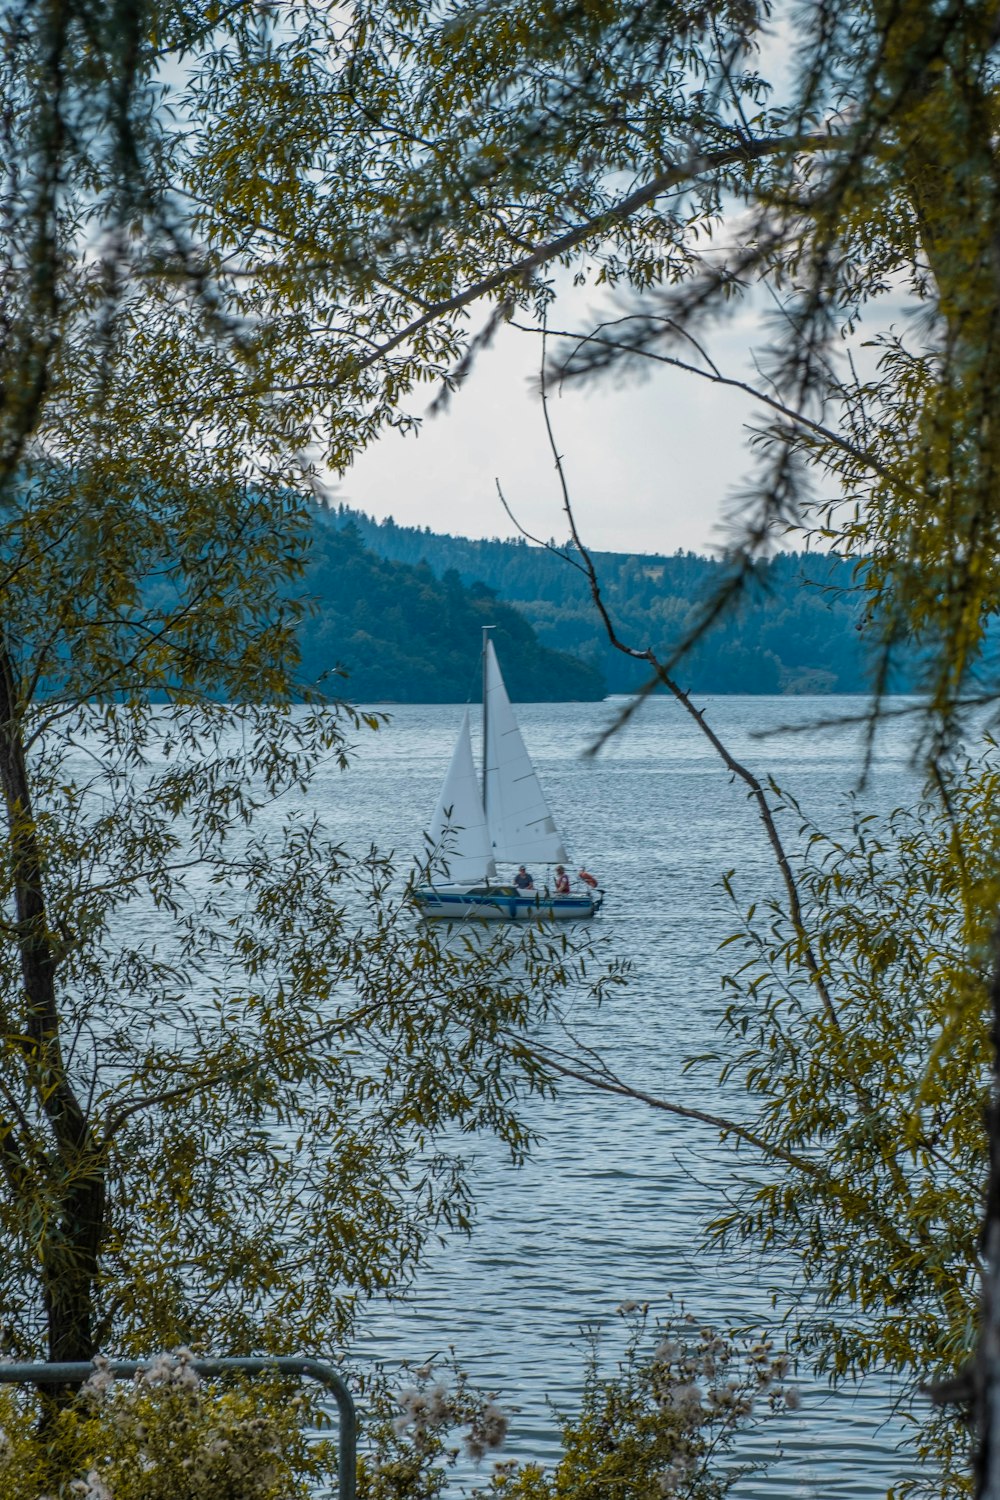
[413,629,602,921]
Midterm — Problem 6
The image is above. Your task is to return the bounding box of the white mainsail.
[483,640,569,865]
[425,708,495,883]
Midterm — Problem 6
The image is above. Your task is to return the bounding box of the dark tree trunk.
[0,643,105,1377]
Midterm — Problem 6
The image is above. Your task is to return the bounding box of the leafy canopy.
[688,755,1000,1494]
[0,0,625,1374]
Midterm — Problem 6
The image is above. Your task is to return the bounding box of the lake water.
[307,694,939,1498]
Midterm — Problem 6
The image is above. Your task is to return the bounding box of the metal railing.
[0,1356,356,1500]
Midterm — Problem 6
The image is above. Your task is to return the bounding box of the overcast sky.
[340,294,771,558]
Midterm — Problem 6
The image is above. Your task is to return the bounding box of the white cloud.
[341,302,763,556]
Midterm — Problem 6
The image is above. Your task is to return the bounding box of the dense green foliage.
[703,759,1000,1493]
[302,522,604,700]
[320,508,883,695]
[0,1356,335,1499]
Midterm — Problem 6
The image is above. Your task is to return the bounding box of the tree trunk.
[0,643,104,1375]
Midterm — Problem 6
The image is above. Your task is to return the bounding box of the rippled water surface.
[305,694,937,1497]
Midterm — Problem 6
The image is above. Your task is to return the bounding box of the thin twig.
[523,335,847,1034]
[529,315,912,491]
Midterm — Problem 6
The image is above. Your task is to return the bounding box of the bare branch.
[529,315,912,491]
[525,1039,820,1175]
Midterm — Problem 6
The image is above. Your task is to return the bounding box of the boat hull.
[413,887,602,922]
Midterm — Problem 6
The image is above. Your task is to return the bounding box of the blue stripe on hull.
[413,890,600,922]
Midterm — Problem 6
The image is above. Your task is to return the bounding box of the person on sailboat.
[554,865,570,895]
[514,865,535,891]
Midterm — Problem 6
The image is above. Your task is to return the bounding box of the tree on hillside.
[318,510,876,695]
[301,522,605,700]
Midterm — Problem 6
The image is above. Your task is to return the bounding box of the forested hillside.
[300,522,605,700]
[318,506,884,694]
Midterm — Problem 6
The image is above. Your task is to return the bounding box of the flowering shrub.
[357,1357,511,1500]
[358,1307,791,1500]
[0,1319,790,1499]
[0,1352,336,1500]
[484,1305,795,1500]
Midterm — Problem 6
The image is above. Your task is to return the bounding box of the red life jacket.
[578,868,598,888]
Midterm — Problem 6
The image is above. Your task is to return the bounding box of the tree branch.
[525,314,914,492]
[495,330,845,1040]
[342,131,837,379]
[526,1040,820,1175]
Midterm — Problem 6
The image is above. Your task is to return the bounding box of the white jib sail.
[484,640,569,865]
[425,708,495,883]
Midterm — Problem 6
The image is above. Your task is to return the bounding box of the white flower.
[655,1469,679,1496]
[83,1368,114,1401]
[480,1401,509,1450]
[174,1363,200,1390]
[465,1400,509,1460]
[140,1351,199,1390]
[141,1353,174,1387]
[427,1383,450,1423]
[72,1471,112,1500]
[668,1384,702,1418]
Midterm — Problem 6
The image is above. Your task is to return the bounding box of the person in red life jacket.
[554,864,570,895]
[577,867,598,889]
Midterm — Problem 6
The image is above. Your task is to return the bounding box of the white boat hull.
[413,885,602,922]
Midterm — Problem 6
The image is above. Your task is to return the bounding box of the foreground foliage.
[0,0,621,1374]
[708,756,1000,1492]
[8,0,1000,1488]
[0,1354,335,1500]
[0,1315,790,1499]
[357,1308,792,1500]
[0,690,618,1364]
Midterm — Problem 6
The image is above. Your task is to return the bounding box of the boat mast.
[481,625,493,824]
